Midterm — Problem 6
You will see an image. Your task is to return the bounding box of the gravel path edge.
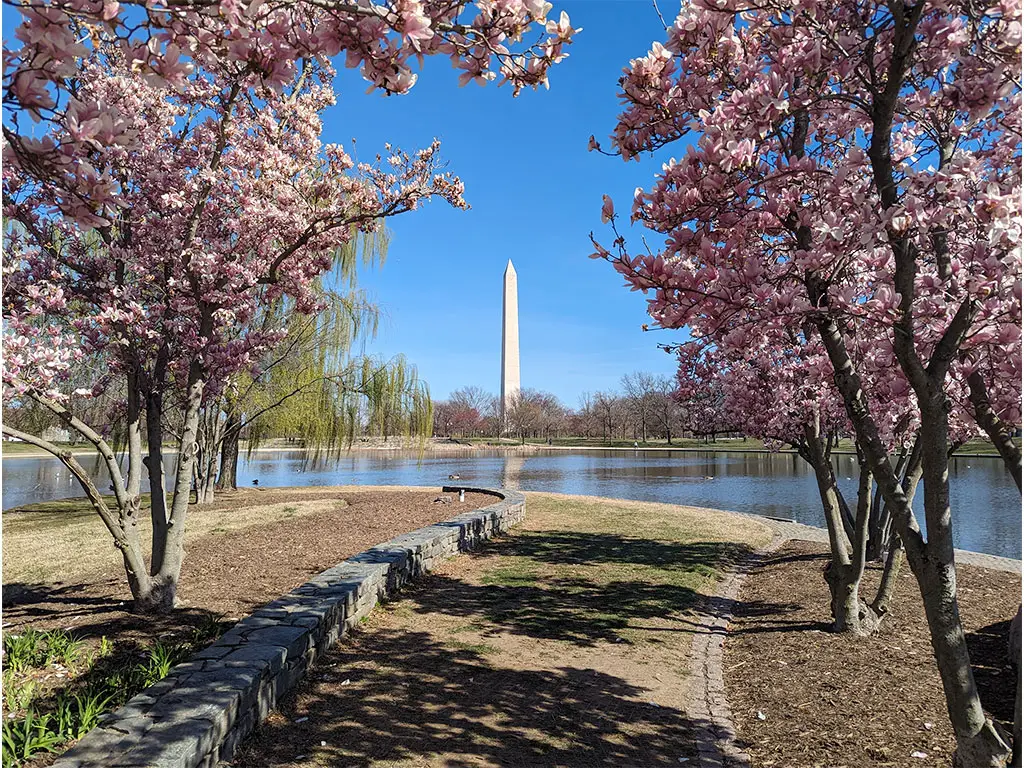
[686,537,787,768]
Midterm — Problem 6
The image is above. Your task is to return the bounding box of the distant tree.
[450,386,494,416]
[433,400,457,438]
[593,392,628,443]
[648,375,682,445]
[675,371,734,443]
[450,386,494,436]
[505,389,563,444]
[572,392,600,438]
[536,392,567,440]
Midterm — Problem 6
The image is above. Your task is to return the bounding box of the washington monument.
[500,260,520,428]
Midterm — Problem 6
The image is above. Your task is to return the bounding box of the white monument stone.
[501,260,521,430]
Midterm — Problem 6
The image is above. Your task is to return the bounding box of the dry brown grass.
[2,491,347,584]
[524,491,775,548]
[2,488,773,587]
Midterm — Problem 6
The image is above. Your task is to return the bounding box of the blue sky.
[327,2,685,406]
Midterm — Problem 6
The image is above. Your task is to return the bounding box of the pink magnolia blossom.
[592,0,1020,441]
[591,3,1020,759]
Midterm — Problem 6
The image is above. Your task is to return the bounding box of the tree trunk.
[869,533,904,619]
[2,423,155,603]
[194,406,223,506]
[814,314,1010,766]
[918,393,1010,767]
[145,388,170,577]
[122,368,145,573]
[918,558,1009,766]
[196,469,216,505]
[869,437,922,561]
[216,415,241,491]
[802,422,870,634]
[143,359,207,613]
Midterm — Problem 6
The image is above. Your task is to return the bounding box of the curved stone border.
[686,537,786,768]
[51,486,525,768]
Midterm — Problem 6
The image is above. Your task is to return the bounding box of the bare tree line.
[431,372,737,444]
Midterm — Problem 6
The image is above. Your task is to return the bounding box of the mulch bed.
[725,540,1021,767]
[2,488,496,651]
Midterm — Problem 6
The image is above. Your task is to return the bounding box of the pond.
[1,448,1019,559]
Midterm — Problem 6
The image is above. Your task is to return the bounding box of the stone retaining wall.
[51,486,525,768]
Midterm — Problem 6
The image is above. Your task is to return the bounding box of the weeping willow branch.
[192,225,430,493]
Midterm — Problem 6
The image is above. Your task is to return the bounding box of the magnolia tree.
[2,51,469,610]
[592,0,1020,764]
[676,336,925,634]
[4,0,576,615]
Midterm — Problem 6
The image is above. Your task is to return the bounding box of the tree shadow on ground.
[233,628,707,767]
[404,573,704,645]
[4,581,115,611]
[479,529,752,572]
[392,532,761,646]
[967,618,1018,729]
[2,581,224,644]
[722,548,835,635]
[230,527,761,765]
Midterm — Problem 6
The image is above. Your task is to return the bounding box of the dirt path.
[226,493,771,768]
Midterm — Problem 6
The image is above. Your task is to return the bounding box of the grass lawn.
[0,441,89,457]
[231,492,774,767]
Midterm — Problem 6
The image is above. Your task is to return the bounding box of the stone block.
[220,643,287,676]
[241,625,311,660]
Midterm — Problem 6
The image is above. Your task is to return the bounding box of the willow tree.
[193,229,432,501]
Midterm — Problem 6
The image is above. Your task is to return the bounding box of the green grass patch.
[445,640,499,656]
[450,621,489,634]
[480,562,541,587]
[442,494,774,647]
[1,442,89,457]
[3,629,86,674]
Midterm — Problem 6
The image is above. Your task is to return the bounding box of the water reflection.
[501,455,526,489]
[2,448,1019,559]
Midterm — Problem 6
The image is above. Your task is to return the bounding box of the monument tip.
[504,259,516,274]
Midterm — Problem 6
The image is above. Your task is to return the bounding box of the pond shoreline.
[0,442,1004,460]
[4,486,1021,567]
